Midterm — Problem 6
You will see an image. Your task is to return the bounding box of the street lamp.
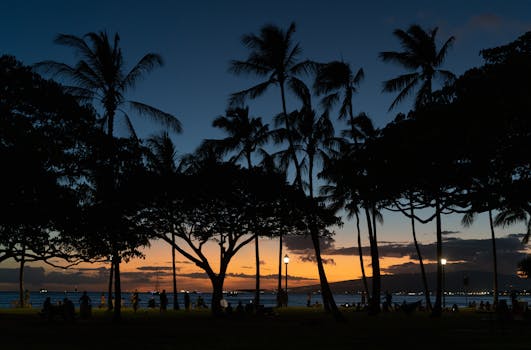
[283,255,289,306]
[441,258,447,309]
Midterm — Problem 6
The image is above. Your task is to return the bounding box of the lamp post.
[283,255,289,306]
[441,258,447,309]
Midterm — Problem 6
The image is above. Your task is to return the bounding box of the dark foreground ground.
[1,307,530,350]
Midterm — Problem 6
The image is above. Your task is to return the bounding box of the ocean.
[2,290,529,310]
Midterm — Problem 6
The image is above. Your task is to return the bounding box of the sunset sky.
[1,0,530,292]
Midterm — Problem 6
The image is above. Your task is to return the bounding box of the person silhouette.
[184,292,191,311]
[160,289,168,311]
[63,297,75,321]
[41,297,52,319]
[24,289,30,307]
[99,293,106,309]
[79,291,92,319]
[131,290,140,312]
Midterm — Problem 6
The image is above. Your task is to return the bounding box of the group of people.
[40,296,77,321]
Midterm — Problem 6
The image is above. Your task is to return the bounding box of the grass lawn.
[1,307,529,349]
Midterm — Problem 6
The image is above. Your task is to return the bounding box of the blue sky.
[1,1,530,288]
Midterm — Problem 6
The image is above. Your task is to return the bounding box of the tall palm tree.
[146,132,180,310]
[229,22,314,189]
[379,24,455,111]
[210,106,270,309]
[278,88,345,321]
[314,60,365,141]
[35,31,181,321]
[462,208,500,306]
[229,22,315,300]
[35,31,182,137]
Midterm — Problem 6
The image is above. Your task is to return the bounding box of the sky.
[1,0,530,292]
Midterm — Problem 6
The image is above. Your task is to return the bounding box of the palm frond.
[379,51,419,70]
[33,60,76,78]
[228,60,270,76]
[288,77,311,108]
[434,69,456,85]
[382,72,419,93]
[62,86,96,101]
[353,68,365,84]
[123,53,163,90]
[128,101,182,133]
[121,111,139,142]
[54,33,95,60]
[320,92,340,112]
[461,212,476,228]
[229,80,273,107]
[435,36,456,67]
[385,75,420,111]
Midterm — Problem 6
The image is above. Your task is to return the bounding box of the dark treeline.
[0,24,529,323]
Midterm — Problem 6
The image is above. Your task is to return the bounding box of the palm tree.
[314,60,365,141]
[146,132,180,310]
[229,22,315,300]
[281,89,345,321]
[462,208,500,306]
[229,22,314,189]
[379,24,455,111]
[210,106,270,310]
[35,31,181,321]
[35,31,181,137]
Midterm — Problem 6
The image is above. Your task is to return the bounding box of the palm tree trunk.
[279,82,302,188]
[246,155,261,311]
[488,209,499,306]
[172,232,179,310]
[107,260,114,310]
[254,234,260,310]
[355,211,370,300]
[277,233,283,307]
[307,156,342,320]
[365,207,380,315]
[18,249,25,308]
[309,222,345,322]
[432,197,443,317]
[410,199,432,311]
[112,255,122,322]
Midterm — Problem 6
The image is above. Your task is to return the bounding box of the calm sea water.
[2,291,529,310]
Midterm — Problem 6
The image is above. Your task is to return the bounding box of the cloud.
[299,255,336,265]
[442,230,460,235]
[467,13,506,32]
[451,13,531,42]
[238,259,267,269]
[136,266,175,271]
[319,234,528,275]
[284,235,335,252]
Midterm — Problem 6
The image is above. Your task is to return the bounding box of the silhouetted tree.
[229,23,318,300]
[380,24,455,110]
[517,256,531,278]
[138,160,310,315]
[209,106,270,310]
[0,55,98,306]
[146,132,180,310]
[36,31,181,321]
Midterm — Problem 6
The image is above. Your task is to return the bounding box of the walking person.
[184,291,191,311]
[131,289,140,312]
[160,289,168,312]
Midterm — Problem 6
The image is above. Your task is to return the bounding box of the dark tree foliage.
[0,55,99,306]
[72,137,154,320]
[136,159,338,315]
[517,256,531,278]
